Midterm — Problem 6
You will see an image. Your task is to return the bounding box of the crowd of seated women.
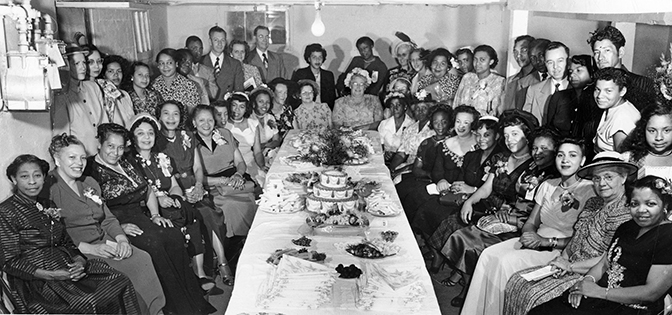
[2,17,669,314]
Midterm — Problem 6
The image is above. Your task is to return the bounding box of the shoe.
[451,296,465,307]
[427,260,446,274]
[198,277,215,292]
[218,263,235,286]
[440,271,465,287]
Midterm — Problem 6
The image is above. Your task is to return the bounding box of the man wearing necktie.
[523,41,571,124]
[200,26,244,100]
[244,25,286,83]
[510,38,550,110]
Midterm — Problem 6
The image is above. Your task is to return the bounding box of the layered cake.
[306,170,358,213]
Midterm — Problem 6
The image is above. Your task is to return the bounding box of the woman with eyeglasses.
[293,79,332,130]
[332,68,384,130]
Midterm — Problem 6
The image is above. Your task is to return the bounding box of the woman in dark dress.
[423,116,503,273]
[127,113,216,291]
[155,101,233,285]
[529,175,672,315]
[408,105,479,233]
[291,43,337,109]
[85,123,216,315]
[396,107,453,221]
[0,155,139,314]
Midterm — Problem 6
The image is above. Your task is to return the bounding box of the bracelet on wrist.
[569,262,575,273]
[583,275,596,283]
[150,214,161,220]
[605,287,610,300]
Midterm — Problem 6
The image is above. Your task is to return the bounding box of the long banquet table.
[224,130,441,315]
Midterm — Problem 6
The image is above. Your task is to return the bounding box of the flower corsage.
[344,67,373,87]
[83,187,103,205]
[157,153,173,177]
[212,129,228,146]
[36,203,62,221]
[181,130,191,150]
[559,190,579,212]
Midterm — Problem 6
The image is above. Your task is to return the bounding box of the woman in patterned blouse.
[151,48,200,115]
[126,62,164,116]
[293,79,332,130]
[332,68,384,130]
[417,48,462,106]
[268,77,296,137]
[0,154,140,314]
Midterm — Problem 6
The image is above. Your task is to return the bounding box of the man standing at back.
[573,25,656,159]
[245,25,286,83]
[511,38,550,110]
[523,41,571,123]
[201,26,244,99]
[186,35,218,101]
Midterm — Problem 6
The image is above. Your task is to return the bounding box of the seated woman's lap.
[529,291,647,315]
[124,215,186,252]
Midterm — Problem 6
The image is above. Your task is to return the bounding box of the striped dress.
[503,195,631,315]
[0,193,140,314]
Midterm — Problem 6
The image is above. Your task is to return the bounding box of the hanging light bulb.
[311,0,325,37]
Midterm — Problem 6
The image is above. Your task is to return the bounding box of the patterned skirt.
[503,266,583,315]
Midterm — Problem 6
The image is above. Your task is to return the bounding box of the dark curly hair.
[102,55,128,83]
[155,48,178,64]
[6,154,49,181]
[303,43,327,64]
[473,45,498,69]
[226,93,252,118]
[627,175,672,211]
[530,126,561,151]
[477,117,499,132]
[191,104,217,125]
[558,138,587,158]
[429,107,453,131]
[228,39,250,56]
[49,133,85,159]
[156,101,187,130]
[452,105,480,132]
[96,123,129,145]
[384,94,408,110]
[129,117,160,149]
[588,25,626,50]
[620,101,672,162]
[501,116,533,142]
[356,36,374,48]
[410,47,430,69]
[250,88,274,114]
[429,48,455,71]
[570,55,596,78]
[594,67,629,90]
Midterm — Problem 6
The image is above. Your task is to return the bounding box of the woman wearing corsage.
[127,114,215,291]
[46,133,165,314]
[0,154,140,314]
[193,105,257,242]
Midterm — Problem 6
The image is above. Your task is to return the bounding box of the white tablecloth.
[224,130,441,315]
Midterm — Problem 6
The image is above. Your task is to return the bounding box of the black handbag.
[438,192,470,207]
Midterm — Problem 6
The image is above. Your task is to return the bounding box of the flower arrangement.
[292,128,375,166]
[344,67,373,87]
[212,129,228,146]
[654,43,672,101]
[36,203,62,221]
[83,187,103,205]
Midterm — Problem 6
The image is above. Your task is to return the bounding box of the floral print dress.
[294,102,332,130]
[453,72,505,115]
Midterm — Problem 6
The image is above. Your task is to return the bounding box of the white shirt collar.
[209,51,224,65]
[256,48,267,60]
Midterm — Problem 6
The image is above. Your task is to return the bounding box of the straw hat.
[129,113,161,131]
[577,151,638,179]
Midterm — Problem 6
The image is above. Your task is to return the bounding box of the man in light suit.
[201,26,244,100]
[511,38,550,110]
[523,41,571,124]
[501,35,535,111]
[244,25,286,83]
[186,35,218,101]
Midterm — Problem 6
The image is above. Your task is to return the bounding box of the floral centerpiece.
[654,43,672,100]
[292,127,375,166]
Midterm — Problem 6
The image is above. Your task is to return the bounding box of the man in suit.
[245,25,286,83]
[201,26,244,100]
[186,35,218,101]
[511,38,550,110]
[575,25,656,160]
[290,43,337,109]
[523,41,571,123]
[501,35,535,111]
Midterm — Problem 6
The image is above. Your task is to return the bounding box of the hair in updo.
[452,105,480,132]
[129,117,160,149]
[530,126,561,151]
[192,104,217,122]
[6,154,49,180]
[627,175,672,211]
[96,123,129,145]
[49,133,85,159]
[558,138,587,157]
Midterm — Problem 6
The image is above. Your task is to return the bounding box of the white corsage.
[450,57,460,70]
[344,67,373,87]
[415,89,428,101]
[83,187,103,205]
[36,203,62,221]
[181,130,191,150]
[212,129,228,146]
[157,153,173,177]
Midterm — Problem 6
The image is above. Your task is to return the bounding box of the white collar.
[256,48,268,59]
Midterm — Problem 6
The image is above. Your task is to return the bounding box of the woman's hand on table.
[152,215,174,228]
[121,223,143,237]
[520,231,542,249]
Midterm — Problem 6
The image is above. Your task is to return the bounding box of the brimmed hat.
[499,109,539,132]
[64,44,88,57]
[129,113,161,131]
[577,151,638,179]
[297,79,320,97]
[250,85,274,99]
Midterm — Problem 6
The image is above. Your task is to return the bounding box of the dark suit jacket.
[290,67,337,109]
[624,70,656,112]
[201,53,244,100]
[244,49,286,83]
[544,88,579,137]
